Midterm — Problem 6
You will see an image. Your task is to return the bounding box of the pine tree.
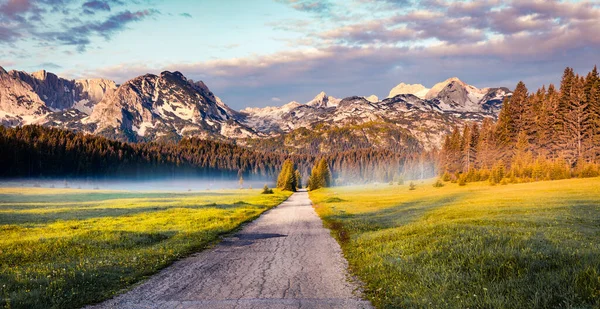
[496,81,528,159]
[308,158,331,190]
[295,170,302,189]
[476,117,497,170]
[460,124,472,173]
[276,159,297,191]
[554,67,576,159]
[570,75,588,165]
[583,66,600,162]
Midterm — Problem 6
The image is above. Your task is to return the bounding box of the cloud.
[82,1,111,14]
[277,0,332,15]
[37,62,63,70]
[82,31,600,110]
[179,12,192,18]
[0,25,21,42]
[306,0,600,48]
[0,0,32,20]
[0,0,156,52]
[271,97,282,102]
[38,9,158,51]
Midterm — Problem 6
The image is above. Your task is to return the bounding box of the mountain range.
[0,66,512,152]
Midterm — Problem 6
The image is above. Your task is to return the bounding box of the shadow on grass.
[319,193,469,245]
[327,193,468,235]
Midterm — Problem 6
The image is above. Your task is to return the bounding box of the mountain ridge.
[0,67,512,150]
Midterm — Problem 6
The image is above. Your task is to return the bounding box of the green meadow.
[0,187,291,309]
[310,178,600,309]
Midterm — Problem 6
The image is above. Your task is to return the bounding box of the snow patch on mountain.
[389,83,429,99]
[364,95,379,103]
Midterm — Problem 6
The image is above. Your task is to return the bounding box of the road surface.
[89,190,372,309]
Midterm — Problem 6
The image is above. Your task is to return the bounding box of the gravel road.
[88,190,372,309]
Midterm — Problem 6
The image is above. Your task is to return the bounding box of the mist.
[0,176,276,192]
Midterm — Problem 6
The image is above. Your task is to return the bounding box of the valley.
[2,0,600,308]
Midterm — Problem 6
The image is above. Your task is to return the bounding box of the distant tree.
[276,159,297,191]
[295,170,302,189]
[261,184,273,194]
[408,182,416,190]
[458,174,467,186]
[308,158,332,191]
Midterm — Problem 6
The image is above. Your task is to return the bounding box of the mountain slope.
[86,71,256,141]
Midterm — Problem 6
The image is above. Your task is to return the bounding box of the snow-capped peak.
[306,91,340,108]
[425,77,468,99]
[388,83,429,99]
[364,95,379,103]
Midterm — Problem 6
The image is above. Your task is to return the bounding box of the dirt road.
[89,190,372,309]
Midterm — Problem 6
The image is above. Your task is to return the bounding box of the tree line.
[440,66,600,184]
[0,125,433,183]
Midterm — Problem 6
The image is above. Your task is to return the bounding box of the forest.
[440,66,600,184]
[0,125,433,183]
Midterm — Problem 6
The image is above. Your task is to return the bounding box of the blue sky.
[1,0,600,109]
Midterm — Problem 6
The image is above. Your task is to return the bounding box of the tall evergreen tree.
[554,67,576,159]
[276,159,297,191]
[308,158,331,190]
[583,66,600,161]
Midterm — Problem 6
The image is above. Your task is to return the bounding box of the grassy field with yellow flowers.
[310,178,600,309]
[0,187,291,309]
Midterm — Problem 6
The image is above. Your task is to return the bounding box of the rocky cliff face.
[74,79,117,114]
[0,67,116,127]
[0,67,49,126]
[87,71,255,141]
[7,69,116,112]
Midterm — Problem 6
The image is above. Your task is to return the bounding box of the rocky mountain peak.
[364,95,379,103]
[160,70,187,82]
[425,77,467,99]
[388,83,429,99]
[306,91,340,108]
[32,70,50,80]
[86,70,253,141]
[0,66,7,75]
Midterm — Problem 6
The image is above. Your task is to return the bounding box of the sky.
[1,0,600,109]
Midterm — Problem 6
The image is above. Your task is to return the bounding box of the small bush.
[433,179,444,188]
[261,185,274,194]
[396,175,405,185]
[458,174,467,186]
[442,172,451,182]
[409,182,416,190]
[324,197,346,203]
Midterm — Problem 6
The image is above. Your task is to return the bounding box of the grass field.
[310,178,600,309]
[0,187,291,309]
